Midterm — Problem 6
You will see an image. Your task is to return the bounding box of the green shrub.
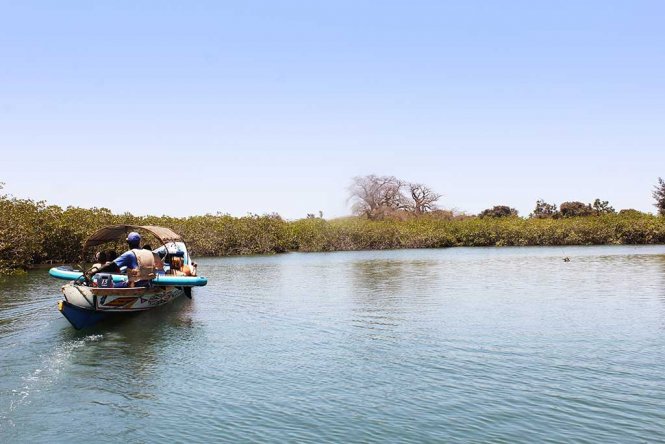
[1,192,664,275]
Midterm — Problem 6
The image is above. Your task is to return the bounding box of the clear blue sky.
[1,1,664,218]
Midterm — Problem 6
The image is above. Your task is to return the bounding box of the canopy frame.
[81,225,183,259]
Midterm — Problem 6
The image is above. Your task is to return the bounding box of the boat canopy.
[82,225,183,257]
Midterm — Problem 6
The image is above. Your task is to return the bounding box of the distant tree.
[479,205,519,218]
[530,200,559,219]
[349,175,443,219]
[559,201,594,218]
[619,209,645,217]
[429,209,454,220]
[428,209,473,221]
[348,175,406,219]
[592,199,615,215]
[408,183,442,215]
[653,177,665,216]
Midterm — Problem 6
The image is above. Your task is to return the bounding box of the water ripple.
[1,247,665,442]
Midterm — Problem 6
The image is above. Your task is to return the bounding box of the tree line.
[348,175,665,220]
[1,178,665,275]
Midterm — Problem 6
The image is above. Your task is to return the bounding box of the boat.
[49,224,207,330]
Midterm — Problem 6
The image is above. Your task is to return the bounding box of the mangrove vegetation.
[2,178,665,275]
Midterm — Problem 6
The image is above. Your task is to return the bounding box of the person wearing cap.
[86,231,156,287]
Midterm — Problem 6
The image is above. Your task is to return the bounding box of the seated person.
[106,250,118,262]
[168,256,183,275]
[86,232,156,288]
[91,251,108,270]
[168,256,195,276]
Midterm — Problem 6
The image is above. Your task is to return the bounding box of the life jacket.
[127,249,156,285]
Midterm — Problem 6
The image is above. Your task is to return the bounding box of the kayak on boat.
[49,265,208,286]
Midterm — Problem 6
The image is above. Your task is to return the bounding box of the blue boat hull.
[58,285,188,330]
[58,300,112,330]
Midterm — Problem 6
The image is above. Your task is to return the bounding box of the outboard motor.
[95,273,114,288]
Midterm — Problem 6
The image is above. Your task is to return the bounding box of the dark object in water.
[563,257,571,262]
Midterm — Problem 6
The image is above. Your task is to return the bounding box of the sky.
[1,1,664,219]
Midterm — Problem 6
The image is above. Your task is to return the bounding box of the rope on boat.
[74,285,95,308]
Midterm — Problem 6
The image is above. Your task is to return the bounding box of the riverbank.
[1,195,664,274]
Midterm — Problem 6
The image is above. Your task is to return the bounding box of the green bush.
[1,192,664,275]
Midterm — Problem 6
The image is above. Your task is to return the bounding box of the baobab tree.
[408,183,442,215]
[348,175,442,219]
[348,175,405,219]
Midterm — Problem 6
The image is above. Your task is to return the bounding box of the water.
[1,245,665,443]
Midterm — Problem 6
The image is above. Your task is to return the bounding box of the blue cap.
[126,232,141,245]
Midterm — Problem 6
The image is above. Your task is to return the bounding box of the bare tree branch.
[348,175,406,219]
[408,183,442,214]
[348,176,443,219]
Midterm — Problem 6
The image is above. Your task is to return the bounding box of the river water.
[1,246,664,443]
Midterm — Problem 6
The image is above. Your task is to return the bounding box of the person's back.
[126,248,156,286]
[144,245,165,274]
[87,232,154,287]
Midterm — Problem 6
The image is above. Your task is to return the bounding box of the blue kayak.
[49,266,208,287]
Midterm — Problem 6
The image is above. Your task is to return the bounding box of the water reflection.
[33,296,201,427]
[3,247,665,443]
[349,259,440,339]
[0,271,54,337]
[352,259,407,293]
[656,255,665,328]
[204,256,287,316]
